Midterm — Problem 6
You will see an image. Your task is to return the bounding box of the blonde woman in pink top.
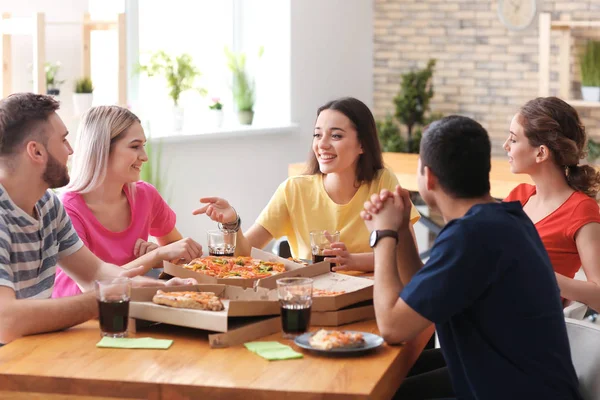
[53,106,202,298]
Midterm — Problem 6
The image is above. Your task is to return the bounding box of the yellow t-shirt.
[256,168,420,259]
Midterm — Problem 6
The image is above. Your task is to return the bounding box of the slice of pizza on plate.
[308,329,366,350]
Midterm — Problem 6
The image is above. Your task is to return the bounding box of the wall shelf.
[538,13,600,105]
[566,100,600,108]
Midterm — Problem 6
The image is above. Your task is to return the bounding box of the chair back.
[565,318,600,399]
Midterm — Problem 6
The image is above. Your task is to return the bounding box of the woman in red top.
[504,97,600,310]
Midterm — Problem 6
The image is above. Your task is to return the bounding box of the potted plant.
[579,40,600,102]
[378,60,442,154]
[208,97,224,128]
[45,61,65,96]
[137,51,206,131]
[224,46,263,125]
[393,59,437,152]
[73,77,94,116]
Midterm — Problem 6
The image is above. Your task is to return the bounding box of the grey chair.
[565,302,588,320]
[565,318,600,399]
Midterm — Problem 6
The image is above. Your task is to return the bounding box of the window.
[135,0,234,134]
[89,0,291,135]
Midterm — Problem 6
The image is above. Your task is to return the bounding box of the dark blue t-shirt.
[401,202,582,400]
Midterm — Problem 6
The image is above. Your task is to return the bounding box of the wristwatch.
[219,209,242,233]
[369,230,399,248]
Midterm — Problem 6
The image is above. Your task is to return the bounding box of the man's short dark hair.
[420,115,491,198]
[0,93,60,156]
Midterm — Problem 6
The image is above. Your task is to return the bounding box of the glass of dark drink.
[94,277,131,338]
[310,230,340,271]
[207,230,236,256]
[277,277,313,339]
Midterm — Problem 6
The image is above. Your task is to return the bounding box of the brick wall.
[373,0,600,155]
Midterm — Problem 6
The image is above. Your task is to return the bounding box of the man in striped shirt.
[0,93,196,344]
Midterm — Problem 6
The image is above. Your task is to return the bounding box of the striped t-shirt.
[0,184,83,299]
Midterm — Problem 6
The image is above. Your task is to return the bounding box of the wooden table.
[0,319,434,400]
[289,152,533,200]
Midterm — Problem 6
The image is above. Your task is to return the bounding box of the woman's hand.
[157,238,203,263]
[133,239,159,258]
[323,242,371,272]
[192,197,237,223]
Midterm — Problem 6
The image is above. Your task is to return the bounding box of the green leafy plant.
[580,41,600,87]
[377,111,443,154]
[45,61,65,92]
[74,77,94,93]
[377,115,406,152]
[588,138,600,163]
[394,59,436,151]
[224,46,263,112]
[139,133,171,203]
[137,51,206,106]
[209,97,223,110]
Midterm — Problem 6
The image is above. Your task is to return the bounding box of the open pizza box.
[129,284,280,334]
[162,247,329,289]
[254,262,374,312]
[311,300,375,327]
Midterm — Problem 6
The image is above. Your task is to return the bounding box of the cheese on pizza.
[152,290,225,311]
[181,256,286,279]
[309,329,365,350]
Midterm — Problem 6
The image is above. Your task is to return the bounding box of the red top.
[505,183,600,278]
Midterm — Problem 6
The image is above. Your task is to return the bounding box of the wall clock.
[498,0,537,31]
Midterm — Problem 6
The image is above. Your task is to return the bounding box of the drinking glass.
[277,277,313,339]
[95,277,131,338]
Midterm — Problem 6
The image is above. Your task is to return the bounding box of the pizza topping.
[152,290,225,311]
[182,256,286,279]
[309,329,365,350]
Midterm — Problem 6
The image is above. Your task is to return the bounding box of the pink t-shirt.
[52,181,176,298]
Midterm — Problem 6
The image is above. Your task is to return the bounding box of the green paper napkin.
[244,341,303,361]
[96,337,173,349]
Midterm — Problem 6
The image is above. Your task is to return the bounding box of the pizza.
[181,256,286,279]
[313,289,346,297]
[152,290,225,311]
[309,329,365,350]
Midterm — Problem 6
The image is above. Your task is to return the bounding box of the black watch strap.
[371,229,399,248]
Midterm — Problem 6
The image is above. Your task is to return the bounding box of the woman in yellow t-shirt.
[194,97,420,272]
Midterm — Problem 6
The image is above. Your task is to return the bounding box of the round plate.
[294,331,384,354]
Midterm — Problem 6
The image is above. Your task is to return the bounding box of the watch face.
[369,230,378,247]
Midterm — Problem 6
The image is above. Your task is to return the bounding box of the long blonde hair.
[68,105,141,194]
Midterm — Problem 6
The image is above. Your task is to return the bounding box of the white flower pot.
[208,109,224,128]
[581,87,600,102]
[238,110,254,125]
[72,93,93,116]
[173,106,184,132]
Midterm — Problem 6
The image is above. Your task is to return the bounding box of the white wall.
[1,0,376,250]
[164,0,375,249]
[0,0,89,136]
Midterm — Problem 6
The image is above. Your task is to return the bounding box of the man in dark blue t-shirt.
[361,116,582,400]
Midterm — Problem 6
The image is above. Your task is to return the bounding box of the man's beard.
[42,152,70,189]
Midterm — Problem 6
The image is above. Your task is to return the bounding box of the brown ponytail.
[566,164,600,198]
[519,97,600,198]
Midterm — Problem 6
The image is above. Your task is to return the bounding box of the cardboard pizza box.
[310,301,375,327]
[208,316,281,348]
[162,248,328,289]
[130,315,281,349]
[254,261,374,312]
[129,284,280,333]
